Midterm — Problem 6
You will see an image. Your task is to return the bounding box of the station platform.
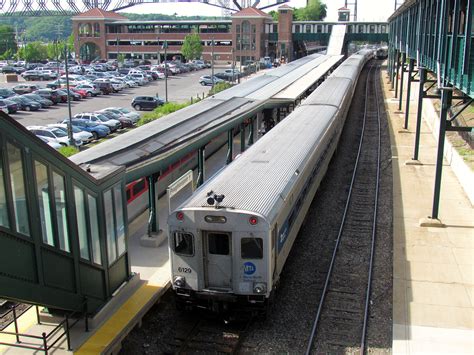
[383,69,474,353]
[1,63,472,355]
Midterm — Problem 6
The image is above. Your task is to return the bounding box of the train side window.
[241,238,263,259]
[208,232,229,255]
[132,178,146,196]
[174,232,194,256]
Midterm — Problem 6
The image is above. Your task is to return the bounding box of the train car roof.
[180,104,338,221]
[301,77,353,108]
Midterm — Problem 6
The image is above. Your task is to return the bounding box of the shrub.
[208,82,232,96]
[137,101,190,126]
[59,145,79,157]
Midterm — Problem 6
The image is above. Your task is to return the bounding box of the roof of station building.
[278,4,293,10]
[72,8,128,21]
[232,7,273,18]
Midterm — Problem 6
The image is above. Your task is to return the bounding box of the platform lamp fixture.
[163,40,168,102]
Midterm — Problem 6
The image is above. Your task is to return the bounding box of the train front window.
[174,232,194,256]
[208,233,229,255]
[241,238,263,259]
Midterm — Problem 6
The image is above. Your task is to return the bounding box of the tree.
[181,33,203,61]
[268,10,279,21]
[294,0,327,21]
[18,41,48,62]
[0,25,18,57]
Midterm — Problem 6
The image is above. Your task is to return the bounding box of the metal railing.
[0,300,88,354]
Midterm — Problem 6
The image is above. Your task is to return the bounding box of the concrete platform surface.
[384,69,474,354]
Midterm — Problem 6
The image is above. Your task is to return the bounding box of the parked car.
[102,107,140,123]
[0,104,8,114]
[96,110,134,128]
[0,88,16,98]
[21,70,44,81]
[22,93,54,108]
[199,75,224,86]
[12,84,41,95]
[93,80,114,95]
[1,66,23,74]
[51,89,69,103]
[38,135,62,150]
[67,119,110,140]
[27,126,82,147]
[8,96,41,111]
[74,84,101,97]
[71,87,88,99]
[46,79,68,89]
[34,88,62,104]
[47,124,94,144]
[73,112,121,132]
[131,96,164,111]
[62,89,82,101]
[0,98,19,113]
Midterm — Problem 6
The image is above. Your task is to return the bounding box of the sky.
[120,0,397,22]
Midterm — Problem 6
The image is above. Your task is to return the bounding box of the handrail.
[0,298,89,354]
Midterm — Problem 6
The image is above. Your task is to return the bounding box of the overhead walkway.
[326,24,347,56]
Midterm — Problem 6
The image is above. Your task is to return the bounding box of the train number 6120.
[178,267,192,273]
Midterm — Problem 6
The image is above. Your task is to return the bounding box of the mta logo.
[243,262,256,275]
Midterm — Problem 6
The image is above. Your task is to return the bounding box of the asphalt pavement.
[1,68,214,127]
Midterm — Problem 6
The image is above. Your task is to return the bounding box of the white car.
[100,107,140,124]
[27,126,83,147]
[47,123,94,144]
[117,77,138,88]
[38,136,62,150]
[109,78,125,91]
[151,70,165,79]
[73,112,121,132]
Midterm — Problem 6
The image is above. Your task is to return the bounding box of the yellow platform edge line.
[0,307,39,354]
[75,283,169,355]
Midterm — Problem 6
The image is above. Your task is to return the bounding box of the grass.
[137,102,191,126]
[59,145,79,157]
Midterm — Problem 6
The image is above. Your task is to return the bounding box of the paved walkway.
[383,69,474,354]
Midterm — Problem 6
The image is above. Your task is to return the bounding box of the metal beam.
[398,52,406,111]
[226,128,234,164]
[404,58,415,129]
[413,67,426,161]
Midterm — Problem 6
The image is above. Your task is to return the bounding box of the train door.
[202,231,232,289]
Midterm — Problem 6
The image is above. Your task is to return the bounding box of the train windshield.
[241,238,263,259]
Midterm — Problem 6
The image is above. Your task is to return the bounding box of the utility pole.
[116,35,120,67]
[211,39,215,89]
[56,24,62,87]
[156,36,160,64]
[64,46,74,147]
[163,40,168,103]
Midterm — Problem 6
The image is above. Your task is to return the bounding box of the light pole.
[156,36,160,64]
[231,47,235,83]
[64,46,74,147]
[163,40,168,102]
[211,39,215,89]
[116,35,120,67]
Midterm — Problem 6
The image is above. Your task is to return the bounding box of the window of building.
[317,25,322,33]
[93,23,100,37]
[370,25,375,33]
[35,161,53,246]
[381,25,386,33]
[241,238,263,259]
[306,25,312,33]
[242,20,251,51]
[174,232,194,256]
[358,25,365,33]
[73,185,102,265]
[294,25,300,33]
[273,24,278,33]
[7,142,29,236]
[104,183,126,265]
[0,151,9,228]
[53,171,69,252]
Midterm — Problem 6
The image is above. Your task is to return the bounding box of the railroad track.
[166,313,253,354]
[305,60,382,354]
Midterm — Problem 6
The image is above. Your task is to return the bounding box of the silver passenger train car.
[167,51,373,313]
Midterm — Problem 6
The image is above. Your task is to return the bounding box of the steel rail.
[305,60,381,355]
[360,63,382,354]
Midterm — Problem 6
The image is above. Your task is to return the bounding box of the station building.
[72,6,388,64]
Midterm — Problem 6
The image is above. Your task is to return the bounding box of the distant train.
[376,46,388,60]
[166,50,373,314]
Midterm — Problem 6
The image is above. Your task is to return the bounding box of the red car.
[71,87,88,99]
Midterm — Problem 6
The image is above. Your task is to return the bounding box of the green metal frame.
[0,113,130,313]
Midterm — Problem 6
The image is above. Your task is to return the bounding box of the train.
[375,46,388,60]
[166,50,373,314]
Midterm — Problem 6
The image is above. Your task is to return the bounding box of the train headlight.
[253,282,267,294]
[173,276,186,288]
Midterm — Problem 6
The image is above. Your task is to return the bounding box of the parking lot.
[1,68,214,128]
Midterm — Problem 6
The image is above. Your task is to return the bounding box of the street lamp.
[64,46,74,147]
[156,36,160,64]
[211,39,215,89]
[163,40,168,103]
